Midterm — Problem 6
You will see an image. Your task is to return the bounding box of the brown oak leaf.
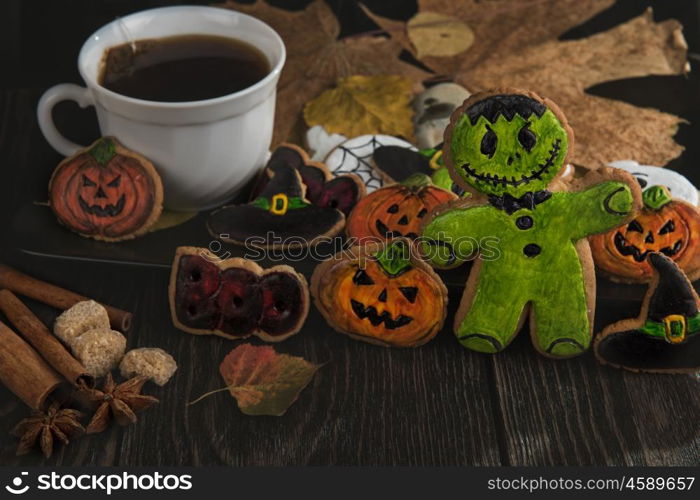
[363,1,688,167]
[221,0,429,145]
[219,344,321,416]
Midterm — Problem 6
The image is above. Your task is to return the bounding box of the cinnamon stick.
[0,320,62,410]
[0,264,132,332]
[0,290,92,387]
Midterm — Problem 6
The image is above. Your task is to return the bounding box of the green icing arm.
[422,204,498,268]
[564,181,634,239]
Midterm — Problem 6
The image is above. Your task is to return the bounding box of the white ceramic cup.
[37,6,285,212]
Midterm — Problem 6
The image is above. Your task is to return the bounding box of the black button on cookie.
[516,216,533,230]
[523,244,541,257]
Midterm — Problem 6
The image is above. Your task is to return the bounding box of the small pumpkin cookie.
[589,185,700,283]
[595,252,700,374]
[346,173,457,242]
[311,239,447,347]
[49,137,163,242]
[169,246,309,342]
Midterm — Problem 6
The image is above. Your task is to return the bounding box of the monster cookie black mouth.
[350,299,413,329]
[78,194,126,217]
[613,231,683,262]
[459,138,561,188]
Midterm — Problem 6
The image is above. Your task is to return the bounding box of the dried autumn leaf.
[304,75,414,139]
[407,12,474,59]
[363,1,688,167]
[219,344,321,417]
[460,10,688,167]
[221,0,429,145]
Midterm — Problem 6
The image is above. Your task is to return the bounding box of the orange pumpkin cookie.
[589,185,700,283]
[346,173,456,242]
[48,137,163,242]
[311,239,447,347]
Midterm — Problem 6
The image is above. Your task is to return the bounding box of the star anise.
[12,401,84,458]
[81,373,158,434]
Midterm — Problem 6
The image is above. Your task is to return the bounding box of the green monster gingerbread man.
[422,89,642,357]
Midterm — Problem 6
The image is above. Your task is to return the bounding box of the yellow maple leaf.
[303,75,415,140]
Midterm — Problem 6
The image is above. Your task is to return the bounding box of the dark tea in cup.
[100,34,270,102]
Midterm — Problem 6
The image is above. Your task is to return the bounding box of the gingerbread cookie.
[595,252,700,373]
[169,247,309,342]
[208,158,346,248]
[421,89,642,358]
[49,137,163,242]
[324,135,416,192]
[252,144,365,216]
[589,185,700,283]
[311,239,447,347]
[347,173,457,242]
[609,160,699,206]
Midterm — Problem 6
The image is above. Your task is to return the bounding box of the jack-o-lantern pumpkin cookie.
[589,185,700,283]
[169,247,309,342]
[252,144,365,216]
[48,137,163,242]
[208,159,346,248]
[421,89,642,358]
[346,173,457,242]
[595,252,700,373]
[311,239,447,347]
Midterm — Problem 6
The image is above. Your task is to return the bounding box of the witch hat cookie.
[251,144,365,216]
[207,159,346,248]
[595,252,700,373]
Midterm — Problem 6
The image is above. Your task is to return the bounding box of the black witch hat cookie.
[208,157,347,248]
[252,144,365,216]
[595,252,700,373]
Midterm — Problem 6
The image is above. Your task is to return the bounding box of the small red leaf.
[219,344,321,416]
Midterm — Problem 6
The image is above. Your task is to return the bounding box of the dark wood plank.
[0,258,502,465]
[489,299,700,466]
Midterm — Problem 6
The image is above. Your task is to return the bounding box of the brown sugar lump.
[54,300,110,346]
[119,348,177,386]
[71,328,126,377]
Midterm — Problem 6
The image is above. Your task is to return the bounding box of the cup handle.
[37,84,95,156]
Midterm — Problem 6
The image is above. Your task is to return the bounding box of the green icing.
[249,196,309,211]
[422,181,633,356]
[430,167,454,191]
[638,312,700,340]
[375,240,412,276]
[642,185,673,210]
[88,137,117,166]
[450,109,568,198]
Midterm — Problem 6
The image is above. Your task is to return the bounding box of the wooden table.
[0,0,698,466]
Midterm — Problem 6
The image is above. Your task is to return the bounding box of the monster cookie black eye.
[518,124,536,152]
[480,126,497,158]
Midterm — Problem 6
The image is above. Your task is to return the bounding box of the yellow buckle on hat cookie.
[270,193,289,215]
[663,314,686,344]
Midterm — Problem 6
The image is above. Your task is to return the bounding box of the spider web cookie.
[324,135,416,192]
